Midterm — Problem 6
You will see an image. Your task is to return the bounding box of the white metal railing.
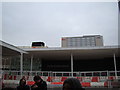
[2,70,120,88]
[2,70,120,77]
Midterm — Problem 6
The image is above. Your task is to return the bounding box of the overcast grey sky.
[2,2,118,47]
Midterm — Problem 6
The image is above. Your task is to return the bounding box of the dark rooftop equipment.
[32,42,45,47]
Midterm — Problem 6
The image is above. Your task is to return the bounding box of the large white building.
[61,35,103,47]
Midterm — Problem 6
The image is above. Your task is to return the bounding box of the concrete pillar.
[71,53,73,77]
[30,55,33,74]
[113,53,117,79]
[0,48,2,90]
[20,53,23,78]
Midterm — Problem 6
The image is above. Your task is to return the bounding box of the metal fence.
[2,70,120,88]
[2,70,120,78]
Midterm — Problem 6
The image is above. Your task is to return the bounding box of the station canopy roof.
[1,40,119,60]
[0,40,27,56]
[21,46,120,60]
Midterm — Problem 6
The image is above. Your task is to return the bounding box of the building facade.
[61,35,103,47]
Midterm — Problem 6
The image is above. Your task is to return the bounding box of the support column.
[71,53,73,77]
[39,58,42,71]
[30,55,33,75]
[0,48,2,90]
[10,57,11,70]
[113,53,117,79]
[20,53,23,78]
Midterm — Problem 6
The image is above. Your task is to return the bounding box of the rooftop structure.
[61,35,103,47]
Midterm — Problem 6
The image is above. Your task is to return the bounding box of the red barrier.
[91,77,99,82]
[4,74,7,80]
[104,81,108,87]
[77,77,82,82]
[51,82,63,84]
[8,76,12,80]
[27,81,35,85]
[61,77,67,81]
[108,76,115,81]
[13,76,16,80]
[81,82,91,87]
[47,77,52,82]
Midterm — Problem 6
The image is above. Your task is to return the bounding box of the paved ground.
[1,88,120,90]
[47,88,120,90]
[2,87,120,90]
[2,84,120,90]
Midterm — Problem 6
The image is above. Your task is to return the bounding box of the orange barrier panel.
[47,77,52,82]
[51,82,63,84]
[13,76,16,80]
[108,76,115,81]
[4,74,7,80]
[81,82,91,87]
[77,77,82,82]
[61,77,67,82]
[8,76,12,80]
[104,81,108,87]
[91,77,99,82]
[27,81,35,86]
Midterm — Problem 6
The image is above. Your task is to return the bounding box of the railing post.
[107,70,110,88]
[79,72,81,77]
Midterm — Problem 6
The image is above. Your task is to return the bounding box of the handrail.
[2,70,120,77]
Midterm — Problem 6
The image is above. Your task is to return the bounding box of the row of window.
[67,42,96,47]
[2,57,42,71]
[66,37,96,47]
[67,37,95,42]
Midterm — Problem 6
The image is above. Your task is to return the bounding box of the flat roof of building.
[20,46,119,60]
[62,35,102,38]
[0,40,27,56]
[1,40,119,60]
